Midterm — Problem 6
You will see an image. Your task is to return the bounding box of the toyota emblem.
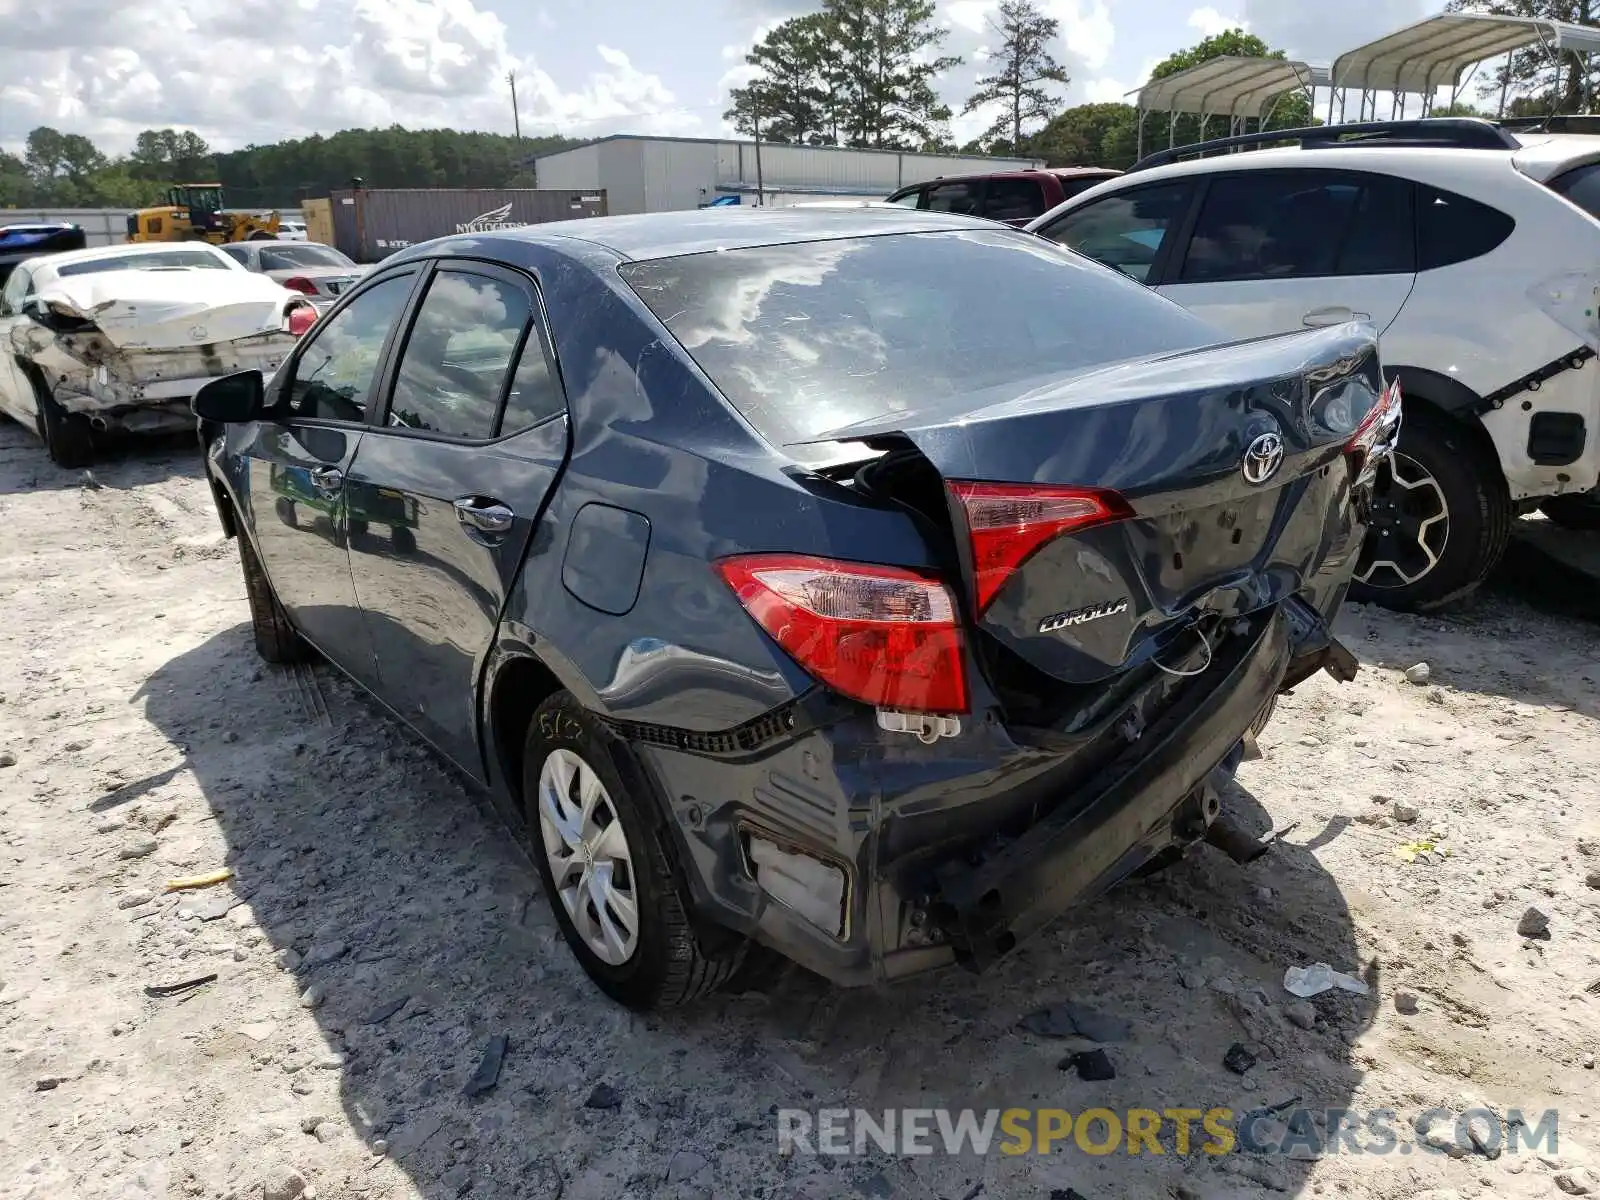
[1241,432,1285,486]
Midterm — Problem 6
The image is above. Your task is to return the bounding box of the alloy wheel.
[1354,451,1451,589]
[537,748,640,966]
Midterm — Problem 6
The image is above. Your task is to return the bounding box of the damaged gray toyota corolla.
[195,209,1400,1010]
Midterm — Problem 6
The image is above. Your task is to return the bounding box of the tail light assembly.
[282,276,318,295]
[284,301,318,338]
[716,553,968,715]
[948,481,1133,613]
[1346,378,1403,485]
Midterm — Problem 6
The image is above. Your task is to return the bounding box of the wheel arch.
[482,650,571,805]
[1383,365,1507,489]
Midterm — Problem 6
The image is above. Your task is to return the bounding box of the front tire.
[31,374,96,469]
[523,692,744,1010]
[1349,407,1510,611]
[237,533,309,663]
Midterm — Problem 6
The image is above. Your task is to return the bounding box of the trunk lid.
[33,269,296,352]
[811,324,1385,686]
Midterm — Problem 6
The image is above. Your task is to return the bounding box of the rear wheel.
[238,533,309,663]
[1540,492,1600,531]
[1350,408,1510,611]
[30,374,96,469]
[523,692,744,1010]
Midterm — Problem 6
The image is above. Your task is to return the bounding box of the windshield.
[58,250,230,277]
[620,229,1215,462]
[261,244,352,270]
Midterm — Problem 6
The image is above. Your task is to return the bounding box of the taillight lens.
[285,303,317,338]
[949,481,1133,613]
[283,276,318,295]
[716,553,968,714]
[1346,378,1403,484]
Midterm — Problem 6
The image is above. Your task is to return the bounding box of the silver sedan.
[219,241,365,308]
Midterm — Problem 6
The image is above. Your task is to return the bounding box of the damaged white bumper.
[12,270,302,435]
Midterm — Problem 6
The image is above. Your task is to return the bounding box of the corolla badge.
[1241,431,1285,486]
[1039,597,1130,634]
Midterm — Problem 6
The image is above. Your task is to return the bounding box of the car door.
[1035,179,1200,285]
[343,261,568,776]
[0,263,38,426]
[1151,170,1418,340]
[238,268,419,686]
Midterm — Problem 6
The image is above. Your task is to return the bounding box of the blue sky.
[0,0,1434,153]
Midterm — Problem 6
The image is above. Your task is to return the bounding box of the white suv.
[1028,118,1600,609]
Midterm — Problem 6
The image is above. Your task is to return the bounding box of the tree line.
[0,0,1585,214]
[0,126,579,210]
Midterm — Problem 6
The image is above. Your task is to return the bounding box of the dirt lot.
[1,420,1598,1200]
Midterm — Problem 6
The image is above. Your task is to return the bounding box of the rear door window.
[386,268,532,440]
[1036,182,1195,283]
[983,178,1047,222]
[1179,172,1415,282]
[925,181,983,215]
[1415,185,1515,270]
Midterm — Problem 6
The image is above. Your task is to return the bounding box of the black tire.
[274,497,298,529]
[248,230,277,241]
[391,525,416,556]
[1540,492,1600,531]
[1349,407,1511,611]
[30,373,96,469]
[237,533,309,663]
[522,692,744,1010]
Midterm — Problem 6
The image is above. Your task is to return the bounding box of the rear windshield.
[58,251,229,276]
[620,229,1214,461]
[261,244,352,270]
[1547,160,1600,219]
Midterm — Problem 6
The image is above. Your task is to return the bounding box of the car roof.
[893,166,1118,189]
[35,240,232,269]
[484,206,1000,261]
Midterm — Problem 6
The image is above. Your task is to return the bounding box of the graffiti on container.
[455,203,534,234]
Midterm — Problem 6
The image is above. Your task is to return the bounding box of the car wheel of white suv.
[1350,407,1511,611]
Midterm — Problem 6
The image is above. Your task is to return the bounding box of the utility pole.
[752,92,765,207]
[508,71,523,144]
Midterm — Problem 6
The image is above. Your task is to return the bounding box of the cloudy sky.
[0,0,1434,154]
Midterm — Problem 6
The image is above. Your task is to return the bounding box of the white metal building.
[532,135,1044,214]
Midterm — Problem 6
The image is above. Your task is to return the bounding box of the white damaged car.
[0,241,316,467]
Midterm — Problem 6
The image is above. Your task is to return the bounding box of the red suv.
[885,167,1122,226]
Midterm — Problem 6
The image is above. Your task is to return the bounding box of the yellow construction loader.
[125,184,281,244]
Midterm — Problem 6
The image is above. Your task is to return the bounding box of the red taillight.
[1346,378,1403,481]
[283,276,318,295]
[949,481,1133,614]
[716,553,969,714]
[285,303,318,338]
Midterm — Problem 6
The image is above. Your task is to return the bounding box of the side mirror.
[193,371,266,423]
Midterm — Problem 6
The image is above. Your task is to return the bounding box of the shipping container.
[302,198,334,247]
[328,188,608,263]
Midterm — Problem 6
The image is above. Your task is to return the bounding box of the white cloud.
[1187,6,1245,39]
[946,0,994,35]
[0,0,704,153]
[1047,0,1116,73]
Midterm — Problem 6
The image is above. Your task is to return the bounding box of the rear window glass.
[57,250,230,276]
[620,229,1216,463]
[1416,186,1514,271]
[1547,160,1600,219]
[261,244,353,270]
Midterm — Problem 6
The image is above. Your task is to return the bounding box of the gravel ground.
[1,420,1598,1200]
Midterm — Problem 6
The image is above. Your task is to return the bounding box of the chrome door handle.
[1302,306,1368,327]
[309,466,343,494]
[454,497,515,534]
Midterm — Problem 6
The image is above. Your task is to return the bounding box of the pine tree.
[961,0,1070,148]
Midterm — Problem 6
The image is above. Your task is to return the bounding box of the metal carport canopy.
[1329,12,1600,96]
[1131,56,1314,119]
